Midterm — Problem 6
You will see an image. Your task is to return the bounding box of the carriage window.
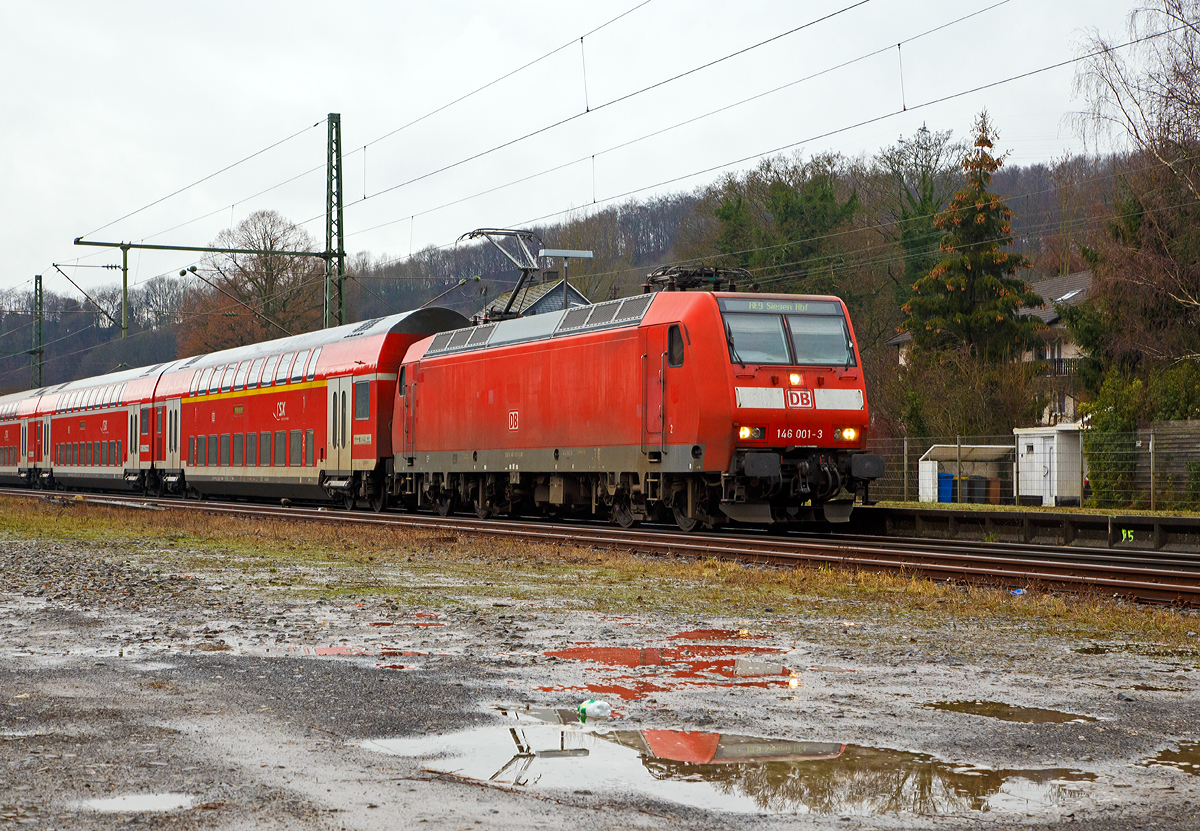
[354,381,370,421]
[220,365,236,393]
[233,360,251,391]
[247,358,265,389]
[786,315,856,367]
[208,366,224,394]
[190,371,202,396]
[220,434,231,467]
[722,313,791,365]
[291,350,309,383]
[275,353,295,385]
[261,431,272,466]
[668,324,685,368]
[198,367,214,395]
[189,436,196,466]
[290,430,302,466]
[141,408,150,435]
[262,356,279,387]
[305,348,321,381]
[233,433,243,466]
[306,430,315,466]
[274,431,286,466]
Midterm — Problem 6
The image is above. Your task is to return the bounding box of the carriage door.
[328,376,353,473]
[127,408,138,468]
[640,325,668,456]
[164,399,182,469]
[30,420,42,464]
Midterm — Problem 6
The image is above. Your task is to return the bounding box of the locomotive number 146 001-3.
[776,428,822,440]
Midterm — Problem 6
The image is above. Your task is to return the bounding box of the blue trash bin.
[937,472,953,503]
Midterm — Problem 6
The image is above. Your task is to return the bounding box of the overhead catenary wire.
[348,0,1013,241]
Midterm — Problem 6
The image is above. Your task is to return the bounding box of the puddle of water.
[669,629,760,640]
[80,793,195,813]
[1141,742,1200,776]
[543,644,794,700]
[925,701,1097,724]
[359,708,1094,815]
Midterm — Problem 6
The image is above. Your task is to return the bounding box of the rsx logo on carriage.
[785,389,814,409]
[275,401,287,420]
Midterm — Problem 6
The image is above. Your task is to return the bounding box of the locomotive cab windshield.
[719,297,855,368]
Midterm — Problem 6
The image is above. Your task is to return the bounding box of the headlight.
[738,426,765,440]
[788,372,802,385]
[835,427,858,441]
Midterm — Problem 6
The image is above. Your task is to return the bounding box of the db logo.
[786,389,814,409]
[276,401,287,420]
[508,410,519,431]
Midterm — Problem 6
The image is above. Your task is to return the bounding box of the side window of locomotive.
[276,353,295,386]
[354,381,370,421]
[398,366,406,395]
[291,350,309,384]
[667,325,685,368]
[262,356,280,387]
[785,314,856,367]
[722,313,791,365]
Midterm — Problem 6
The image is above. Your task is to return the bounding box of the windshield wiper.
[725,320,745,367]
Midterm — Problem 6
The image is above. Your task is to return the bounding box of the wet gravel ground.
[3,531,1200,829]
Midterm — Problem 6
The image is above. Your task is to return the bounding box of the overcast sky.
[1,0,1139,299]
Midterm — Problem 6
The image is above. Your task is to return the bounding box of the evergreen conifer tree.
[903,112,1042,361]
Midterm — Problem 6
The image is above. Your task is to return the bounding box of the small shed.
[918,444,1014,503]
[1013,423,1088,507]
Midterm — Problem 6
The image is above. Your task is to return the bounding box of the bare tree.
[1074,0,1200,199]
[178,210,323,355]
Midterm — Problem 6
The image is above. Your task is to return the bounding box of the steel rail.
[6,487,1200,605]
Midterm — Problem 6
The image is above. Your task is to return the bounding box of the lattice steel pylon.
[325,113,347,328]
[31,274,43,389]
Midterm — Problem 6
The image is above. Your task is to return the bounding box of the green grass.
[3,494,1197,650]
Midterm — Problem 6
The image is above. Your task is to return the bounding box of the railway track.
[5,486,1200,605]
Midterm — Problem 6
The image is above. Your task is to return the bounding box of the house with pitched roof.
[884,271,1093,424]
[476,276,590,322]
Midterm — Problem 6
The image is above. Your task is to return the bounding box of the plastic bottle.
[577,699,611,723]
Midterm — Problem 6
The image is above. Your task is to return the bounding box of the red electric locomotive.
[390,277,883,529]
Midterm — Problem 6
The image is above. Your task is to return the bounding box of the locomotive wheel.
[673,506,700,533]
[434,493,454,517]
[342,492,356,511]
[611,499,636,529]
[474,496,491,520]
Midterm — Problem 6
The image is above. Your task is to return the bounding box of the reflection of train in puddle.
[479,706,1094,815]
[493,706,844,785]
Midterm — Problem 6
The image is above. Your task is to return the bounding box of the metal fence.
[864,421,1200,511]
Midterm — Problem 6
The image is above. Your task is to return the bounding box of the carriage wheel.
[370,487,388,514]
[435,492,454,517]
